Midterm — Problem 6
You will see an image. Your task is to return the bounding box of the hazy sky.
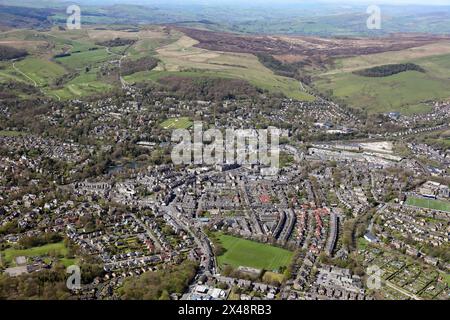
[75,0,450,5]
[318,0,450,4]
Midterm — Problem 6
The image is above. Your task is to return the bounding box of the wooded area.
[354,63,425,77]
[0,45,28,61]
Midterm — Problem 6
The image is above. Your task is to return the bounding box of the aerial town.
[1,83,448,301]
[0,0,449,303]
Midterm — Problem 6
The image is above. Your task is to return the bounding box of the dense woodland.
[158,76,262,100]
[0,265,72,300]
[0,82,39,100]
[96,38,137,47]
[0,261,104,299]
[120,56,158,76]
[0,235,103,300]
[0,45,28,61]
[257,53,312,84]
[119,260,198,300]
[354,63,425,77]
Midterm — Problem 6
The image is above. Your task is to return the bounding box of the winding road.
[12,61,61,101]
[13,62,37,87]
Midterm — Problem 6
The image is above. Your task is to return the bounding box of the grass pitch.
[406,196,450,213]
[160,117,193,129]
[216,234,293,272]
[1,242,68,266]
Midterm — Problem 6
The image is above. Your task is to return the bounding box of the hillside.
[313,42,450,114]
[0,26,314,101]
[2,20,450,114]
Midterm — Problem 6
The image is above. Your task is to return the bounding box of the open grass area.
[357,237,369,251]
[406,196,450,213]
[15,57,66,86]
[50,70,114,100]
[59,258,78,268]
[328,42,450,74]
[1,242,68,266]
[0,57,67,88]
[0,28,122,99]
[314,47,450,114]
[216,234,293,272]
[0,130,26,137]
[160,117,193,129]
[0,27,315,101]
[314,70,446,115]
[55,49,113,69]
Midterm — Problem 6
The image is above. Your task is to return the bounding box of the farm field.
[0,57,67,87]
[314,47,450,114]
[5,25,450,108]
[314,71,447,114]
[55,49,113,69]
[216,234,293,272]
[406,196,450,213]
[50,71,115,99]
[326,41,450,75]
[1,242,68,266]
[160,117,193,129]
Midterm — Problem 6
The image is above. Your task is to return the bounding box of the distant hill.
[0,5,54,29]
[2,1,450,36]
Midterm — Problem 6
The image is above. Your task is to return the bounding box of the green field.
[160,117,193,129]
[0,57,67,88]
[357,237,369,250]
[0,130,26,137]
[0,27,316,101]
[15,58,66,86]
[55,49,113,69]
[0,28,126,100]
[1,242,68,266]
[406,196,450,213]
[50,71,115,99]
[216,234,293,272]
[314,48,450,114]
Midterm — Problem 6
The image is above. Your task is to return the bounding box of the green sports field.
[1,242,68,266]
[406,196,450,213]
[160,117,193,129]
[216,234,293,272]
